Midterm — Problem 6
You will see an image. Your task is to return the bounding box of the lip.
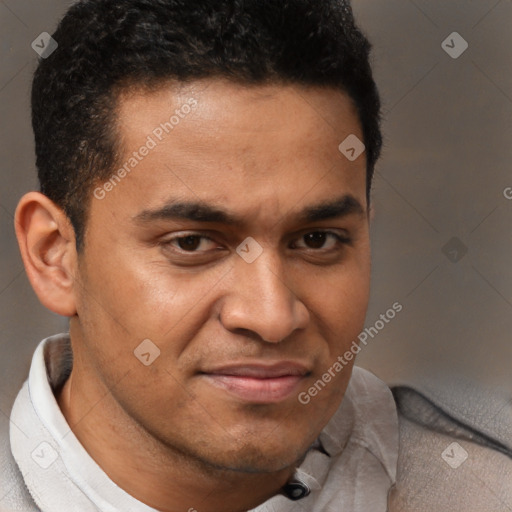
[200,362,311,404]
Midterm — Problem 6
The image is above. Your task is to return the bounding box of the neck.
[56,357,297,512]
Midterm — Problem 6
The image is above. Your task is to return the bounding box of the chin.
[205,437,307,474]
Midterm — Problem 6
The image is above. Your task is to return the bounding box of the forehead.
[95,79,367,228]
[116,79,362,146]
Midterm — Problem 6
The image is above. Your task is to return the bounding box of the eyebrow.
[297,194,365,223]
[133,194,365,226]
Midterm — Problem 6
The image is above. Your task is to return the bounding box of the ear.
[14,192,78,317]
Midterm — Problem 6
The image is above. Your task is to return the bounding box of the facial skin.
[15,79,371,512]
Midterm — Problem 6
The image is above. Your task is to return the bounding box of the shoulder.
[389,386,512,511]
[0,399,40,512]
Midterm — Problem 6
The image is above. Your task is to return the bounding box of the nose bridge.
[221,248,308,343]
[248,254,290,312]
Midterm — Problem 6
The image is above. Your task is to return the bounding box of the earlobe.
[14,192,78,317]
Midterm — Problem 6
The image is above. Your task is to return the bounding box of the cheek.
[76,242,226,364]
[307,254,371,354]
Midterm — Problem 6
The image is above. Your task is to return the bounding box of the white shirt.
[8,334,398,512]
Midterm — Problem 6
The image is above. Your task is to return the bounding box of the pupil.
[305,232,325,249]
[179,236,200,251]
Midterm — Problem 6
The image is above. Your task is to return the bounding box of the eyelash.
[291,231,352,251]
[161,231,352,256]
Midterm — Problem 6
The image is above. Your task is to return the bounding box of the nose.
[219,252,310,343]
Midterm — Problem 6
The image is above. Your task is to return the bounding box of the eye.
[164,233,220,253]
[292,231,351,251]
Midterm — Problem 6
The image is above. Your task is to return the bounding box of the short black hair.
[32,0,382,251]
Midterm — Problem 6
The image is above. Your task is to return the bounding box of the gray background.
[1,1,511,428]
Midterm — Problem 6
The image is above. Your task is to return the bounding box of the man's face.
[72,79,371,473]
